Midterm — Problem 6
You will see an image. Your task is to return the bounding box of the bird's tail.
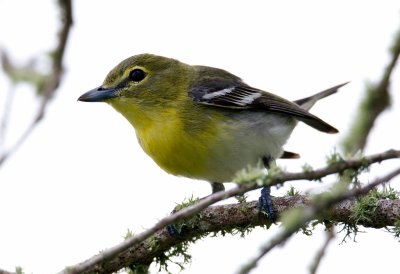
[294,82,349,111]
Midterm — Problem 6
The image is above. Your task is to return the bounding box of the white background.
[0,1,399,273]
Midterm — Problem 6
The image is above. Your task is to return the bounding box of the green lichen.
[341,186,398,242]
[235,194,248,203]
[170,196,202,234]
[331,153,370,188]
[391,220,400,240]
[326,150,344,166]
[301,224,314,236]
[286,186,301,196]
[152,194,260,272]
[377,185,399,200]
[339,223,360,243]
[236,198,251,215]
[217,223,256,238]
[15,266,25,274]
[173,195,200,211]
[280,207,307,233]
[234,164,266,186]
[151,196,206,272]
[234,163,282,188]
[301,220,331,236]
[124,228,134,239]
[351,189,381,226]
[147,234,158,252]
[154,222,257,273]
[302,163,314,173]
[263,165,283,186]
[125,264,150,274]
[123,196,206,273]
[155,241,192,274]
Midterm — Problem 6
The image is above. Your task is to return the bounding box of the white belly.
[201,111,296,182]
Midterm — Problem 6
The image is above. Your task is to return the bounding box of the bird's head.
[78,53,192,127]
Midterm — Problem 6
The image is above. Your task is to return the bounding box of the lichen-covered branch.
[60,149,400,274]
[342,26,400,154]
[239,166,400,274]
[63,189,400,274]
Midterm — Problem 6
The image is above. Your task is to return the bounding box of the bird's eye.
[129,69,146,82]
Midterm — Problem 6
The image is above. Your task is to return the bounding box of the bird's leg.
[210,182,225,193]
[166,224,182,238]
[258,156,276,222]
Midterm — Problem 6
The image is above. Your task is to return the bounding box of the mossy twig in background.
[0,0,73,167]
[342,26,400,154]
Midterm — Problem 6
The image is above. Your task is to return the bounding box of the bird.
[78,53,346,219]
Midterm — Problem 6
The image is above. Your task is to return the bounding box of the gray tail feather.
[294,82,349,111]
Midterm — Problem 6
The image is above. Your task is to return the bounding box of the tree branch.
[239,166,400,274]
[342,26,400,154]
[308,229,335,274]
[60,149,400,274]
[0,268,14,274]
[0,0,73,167]
[63,186,400,274]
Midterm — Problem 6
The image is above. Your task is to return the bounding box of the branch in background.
[0,0,73,167]
[342,26,400,154]
[60,149,400,274]
[0,268,14,274]
[0,86,15,152]
[239,166,400,274]
[63,175,400,274]
[308,229,335,274]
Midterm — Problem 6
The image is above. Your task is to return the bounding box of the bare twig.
[0,86,16,153]
[342,26,400,154]
[308,229,335,274]
[59,150,400,274]
[0,0,73,167]
[239,167,400,274]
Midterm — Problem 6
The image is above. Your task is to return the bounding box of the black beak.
[78,86,118,102]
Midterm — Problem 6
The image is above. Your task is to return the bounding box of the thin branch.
[37,0,73,119]
[342,26,400,154]
[0,0,73,167]
[308,229,335,274]
[239,166,400,274]
[0,268,14,274]
[59,193,400,274]
[275,149,400,183]
[0,86,16,153]
[59,149,400,274]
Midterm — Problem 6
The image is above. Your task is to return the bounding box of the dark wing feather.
[189,76,338,133]
[294,82,348,110]
[189,76,251,108]
[280,151,300,159]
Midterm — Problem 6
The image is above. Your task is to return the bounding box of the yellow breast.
[134,108,218,179]
[110,99,289,183]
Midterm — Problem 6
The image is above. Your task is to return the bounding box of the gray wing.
[188,76,339,133]
[294,82,348,111]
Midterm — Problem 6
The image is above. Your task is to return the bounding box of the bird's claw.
[258,187,276,223]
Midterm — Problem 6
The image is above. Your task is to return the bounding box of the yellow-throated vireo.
[79,54,347,218]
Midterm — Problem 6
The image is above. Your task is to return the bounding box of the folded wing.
[189,75,341,133]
